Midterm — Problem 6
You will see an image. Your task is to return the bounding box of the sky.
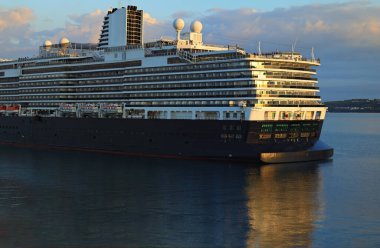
[0,0,379,101]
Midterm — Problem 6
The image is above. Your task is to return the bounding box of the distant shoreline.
[325,99,380,113]
[327,111,380,113]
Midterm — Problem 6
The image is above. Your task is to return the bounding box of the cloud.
[0,8,169,57]
[200,2,380,50]
[43,9,104,44]
[0,7,104,58]
[198,2,380,100]
[0,7,35,31]
[144,12,159,25]
[0,2,379,100]
[143,12,171,41]
[0,7,36,57]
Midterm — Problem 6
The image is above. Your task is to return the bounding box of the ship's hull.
[0,116,327,162]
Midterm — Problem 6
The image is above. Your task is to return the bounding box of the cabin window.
[315,111,322,120]
[280,111,292,120]
[294,111,303,120]
[305,111,314,120]
[275,133,287,139]
[265,111,276,120]
[259,134,272,139]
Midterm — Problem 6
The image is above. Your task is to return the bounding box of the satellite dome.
[43,40,52,47]
[173,18,185,31]
[190,20,203,33]
[60,37,70,46]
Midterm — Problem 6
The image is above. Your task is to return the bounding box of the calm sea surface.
[0,113,379,248]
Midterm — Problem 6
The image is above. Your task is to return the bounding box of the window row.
[264,111,322,120]
[22,60,142,74]
[20,69,254,83]
[4,81,255,94]
[0,90,321,100]
[125,61,250,75]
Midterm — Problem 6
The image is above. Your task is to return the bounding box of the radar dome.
[60,37,70,47]
[190,20,203,33]
[43,40,52,47]
[173,18,185,31]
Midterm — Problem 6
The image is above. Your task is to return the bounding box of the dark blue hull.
[0,117,324,162]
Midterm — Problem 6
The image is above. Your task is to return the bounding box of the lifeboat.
[79,103,98,113]
[59,104,76,112]
[100,103,122,113]
[6,105,20,111]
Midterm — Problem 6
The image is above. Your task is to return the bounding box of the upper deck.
[0,5,326,123]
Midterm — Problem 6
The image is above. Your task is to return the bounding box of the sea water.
[0,113,379,248]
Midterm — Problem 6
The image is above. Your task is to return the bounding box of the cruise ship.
[0,5,333,163]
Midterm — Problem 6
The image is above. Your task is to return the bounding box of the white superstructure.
[99,6,143,49]
[0,5,326,122]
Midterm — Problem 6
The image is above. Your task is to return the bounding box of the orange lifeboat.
[0,105,6,111]
[6,105,20,111]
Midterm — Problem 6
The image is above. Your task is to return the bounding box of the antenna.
[311,47,315,61]
[258,41,262,56]
[292,38,298,52]
[173,18,185,42]
[291,38,298,59]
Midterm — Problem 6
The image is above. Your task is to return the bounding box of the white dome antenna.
[43,40,52,47]
[190,20,203,33]
[59,37,70,54]
[43,40,52,51]
[60,37,70,48]
[173,18,185,41]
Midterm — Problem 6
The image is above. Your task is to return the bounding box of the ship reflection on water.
[245,163,324,248]
[0,146,330,247]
